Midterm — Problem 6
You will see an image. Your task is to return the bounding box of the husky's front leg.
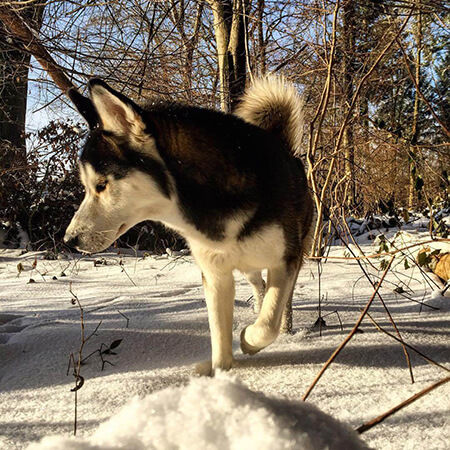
[198,269,235,375]
[241,260,300,355]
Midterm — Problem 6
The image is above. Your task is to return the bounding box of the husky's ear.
[88,79,145,139]
[68,88,99,129]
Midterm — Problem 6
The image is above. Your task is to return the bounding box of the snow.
[1,229,449,449]
[426,289,450,310]
[27,373,367,450]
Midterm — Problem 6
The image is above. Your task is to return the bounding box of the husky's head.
[64,80,172,253]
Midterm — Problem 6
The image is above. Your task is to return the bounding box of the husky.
[64,76,314,375]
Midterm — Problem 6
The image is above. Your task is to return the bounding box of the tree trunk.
[168,1,204,94]
[0,5,75,94]
[257,0,266,75]
[0,3,45,215]
[185,3,204,92]
[207,0,247,112]
[409,6,422,210]
[342,0,356,211]
[0,4,45,161]
[0,45,29,160]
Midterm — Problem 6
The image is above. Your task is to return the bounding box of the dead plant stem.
[356,376,450,434]
[307,238,450,261]
[329,219,414,382]
[366,312,450,373]
[302,257,394,401]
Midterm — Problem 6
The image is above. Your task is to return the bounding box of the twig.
[330,219,415,382]
[370,273,439,311]
[310,8,413,255]
[117,309,130,328]
[159,254,190,272]
[307,238,450,261]
[442,284,450,296]
[317,260,323,336]
[356,376,450,434]
[322,310,344,331]
[307,0,340,256]
[374,290,414,383]
[302,257,394,401]
[99,343,115,371]
[396,37,450,139]
[380,233,442,291]
[341,215,378,271]
[80,348,100,365]
[273,44,307,73]
[67,283,101,436]
[118,253,137,286]
[68,284,83,436]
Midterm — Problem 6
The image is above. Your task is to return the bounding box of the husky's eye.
[96,181,108,193]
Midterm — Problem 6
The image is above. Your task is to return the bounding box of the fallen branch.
[356,376,450,434]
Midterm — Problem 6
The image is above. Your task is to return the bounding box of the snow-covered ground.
[0,228,449,449]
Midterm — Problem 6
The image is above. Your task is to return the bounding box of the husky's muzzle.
[64,219,128,253]
[64,234,80,249]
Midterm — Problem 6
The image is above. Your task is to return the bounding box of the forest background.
[1,0,449,254]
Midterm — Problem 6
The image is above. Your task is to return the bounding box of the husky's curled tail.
[235,76,304,156]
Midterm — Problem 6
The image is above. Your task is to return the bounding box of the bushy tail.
[235,76,304,156]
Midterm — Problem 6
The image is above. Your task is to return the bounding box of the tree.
[341,0,356,211]
[0,0,448,250]
[206,0,248,112]
[0,1,45,217]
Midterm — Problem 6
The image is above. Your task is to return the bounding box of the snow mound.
[28,374,367,450]
[425,289,450,310]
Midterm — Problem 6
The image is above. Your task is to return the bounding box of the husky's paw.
[240,327,263,355]
[195,358,234,376]
[195,360,214,376]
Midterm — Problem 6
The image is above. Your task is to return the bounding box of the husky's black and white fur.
[65,77,314,374]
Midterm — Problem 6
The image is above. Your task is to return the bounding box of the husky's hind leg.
[198,269,235,375]
[240,260,301,355]
[280,277,298,334]
[243,271,266,313]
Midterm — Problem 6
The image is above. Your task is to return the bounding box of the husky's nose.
[64,234,79,249]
